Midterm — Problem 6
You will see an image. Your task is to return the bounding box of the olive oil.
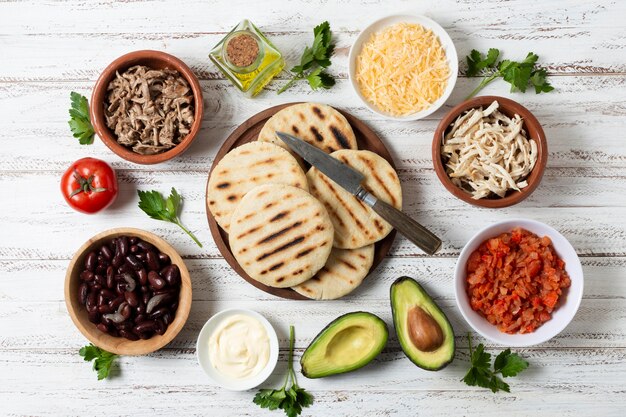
[209,20,284,97]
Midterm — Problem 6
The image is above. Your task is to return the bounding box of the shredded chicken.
[441,101,537,199]
[104,65,195,155]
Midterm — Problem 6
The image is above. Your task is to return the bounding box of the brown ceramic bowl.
[64,228,192,355]
[432,96,547,208]
[90,50,204,165]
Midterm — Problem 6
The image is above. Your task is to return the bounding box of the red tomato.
[61,158,118,214]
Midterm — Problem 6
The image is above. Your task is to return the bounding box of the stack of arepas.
[207,103,402,300]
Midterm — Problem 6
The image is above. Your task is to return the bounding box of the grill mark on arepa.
[252,157,275,166]
[236,225,261,239]
[227,194,238,201]
[296,247,315,258]
[316,172,371,238]
[270,211,289,222]
[292,125,300,134]
[330,126,350,149]
[357,154,397,206]
[339,259,357,270]
[258,221,303,244]
[216,182,230,189]
[310,126,324,142]
[256,235,305,261]
[312,106,325,120]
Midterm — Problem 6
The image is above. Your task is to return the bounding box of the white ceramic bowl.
[348,14,458,121]
[196,308,279,391]
[454,219,584,347]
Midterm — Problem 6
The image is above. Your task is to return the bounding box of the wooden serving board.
[205,102,397,300]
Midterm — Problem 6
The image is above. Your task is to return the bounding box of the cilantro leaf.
[253,326,313,417]
[79,344,118,380]
[137,188,203,247]
[461,333,529,393]
[306,67,335,90]
[465,50,554,98]
[279,21,335,94]
[68,92,95,145]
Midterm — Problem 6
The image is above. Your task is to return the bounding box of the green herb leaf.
[279,21,335,94]
[69,92,95,145]
[79,344,118,380]
[306,67,335,90]
[465,50,553,98]
[253,326,313,417]
[461,333,529,393]
[137,188,203,247]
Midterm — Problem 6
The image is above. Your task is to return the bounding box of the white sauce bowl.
[454,219,584,347]
[348,14,458,121]
[196,308,279,391]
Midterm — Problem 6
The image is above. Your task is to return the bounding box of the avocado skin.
[390,276,455,371]
[300,311,388,378]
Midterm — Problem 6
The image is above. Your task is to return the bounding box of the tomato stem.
[70,169,107,197]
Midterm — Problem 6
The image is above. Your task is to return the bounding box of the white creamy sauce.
[208,314,270,380]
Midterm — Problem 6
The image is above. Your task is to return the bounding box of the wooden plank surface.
[0,0,625,415]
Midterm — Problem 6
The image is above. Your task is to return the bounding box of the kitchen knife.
[276,131,442,255]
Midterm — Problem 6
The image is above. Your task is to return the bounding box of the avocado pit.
[407,306,444,352]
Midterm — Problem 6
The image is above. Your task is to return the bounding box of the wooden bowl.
[432,96,547,208]
[64,228,192,355]
[205,103,397,300]
[90,50,204,165]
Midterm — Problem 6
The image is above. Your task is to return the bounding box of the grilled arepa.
[258,103,358,157]
[207,142,308,233]
[307,149,402,249]
[292,245,374,300]
[229,184,334,288]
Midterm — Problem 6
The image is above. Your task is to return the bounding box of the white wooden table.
[1,1,625,415]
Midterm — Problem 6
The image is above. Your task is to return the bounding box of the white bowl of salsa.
[454,219,584,347]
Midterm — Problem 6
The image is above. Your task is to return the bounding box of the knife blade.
[276,131,442,255]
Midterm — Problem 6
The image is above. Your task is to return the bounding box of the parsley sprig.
[79,344,118,380]
[462,333,529,393]
[137,187,203,247]
[278,21,335,94]
[465,48,554,99]
[68,92,95,145]
[253,325,313,417]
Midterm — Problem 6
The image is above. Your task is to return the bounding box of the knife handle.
[370,199,442,255]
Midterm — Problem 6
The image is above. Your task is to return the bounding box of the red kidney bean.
[130,244,140,254]
[120,303,132,320]
[97,254,106,264]
[134,320,158,334]
[137,268,148,285]
[85,251,97,271]
[141,291,150,306]
[136,304,146,315]
[86,291,97,310]
[94,274,105,286]
[134,314,146,324]
[155,319,166,335]
[161,265,180,286]
[97,293,106,307]
[101,289,116,300]
[149,307,169,319]
[137,241,154,252]
[162,312,173,326]
[95,264,107,275]
[135,252,147,261]
[129,236,138,245]
[88,310,100,323]
[97,323,109,333]
[146,251,159,270]
[98,303,114,314]
[101,245,113,260]
[93,283,102,291]
[119,330,139,341]
[158,252,170,264]
[170,301,179,312]
[112,254,123,268]
[124,291,139,307]
[117,236,129,256]
[109,296,124,310]
[117,263,134,276]
[106,266,115,289]
[78,283,89,305]
[80,270,95,282]
[125,254,142,270]
[148,271,166,290]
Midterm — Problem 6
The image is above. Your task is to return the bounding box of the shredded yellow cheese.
[355,23,450,116]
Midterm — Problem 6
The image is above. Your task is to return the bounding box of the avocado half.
[390,277,455,370]
[300,311,388,378]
